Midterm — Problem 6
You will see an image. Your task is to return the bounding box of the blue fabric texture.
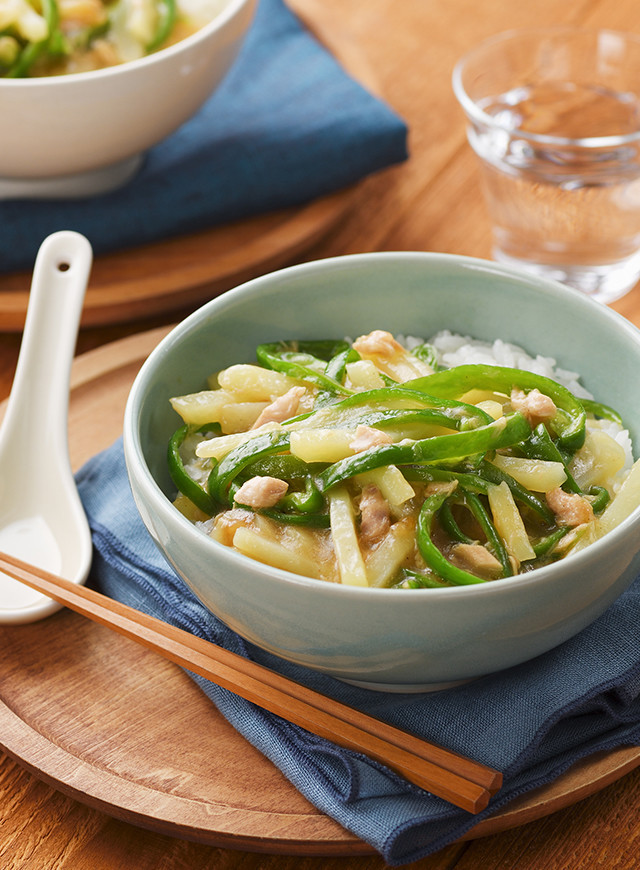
[0,0,408,273]
[75,438,640,865]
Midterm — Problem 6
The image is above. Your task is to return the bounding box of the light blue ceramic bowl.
[123,252,640,691]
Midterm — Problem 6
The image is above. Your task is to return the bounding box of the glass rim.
[452,26,640,148]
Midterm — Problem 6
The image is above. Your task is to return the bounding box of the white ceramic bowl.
[0,0,256,199]
[123,252,640,691]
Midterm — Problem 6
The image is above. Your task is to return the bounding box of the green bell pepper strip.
[408,364,587,451]
[207,430,292,505]
[287,385,493,433]
[521,423,581,494]
[415,492,489,585]
[438,499,475,544]
[231,452,326,512]
[168,423,220,515]
[208,440,329,525]
[318,412,532,492]
[326,406,485,437]
[438,487,520,572]
[282,477,324,513]
[581,398,624,427]
[229,483,330,527]
[402,465,493,493]
[473,458,556,523]
[588,485,610,513]
[532,527,570,557]
[400,569,454,589]
[146,0,177,53]
[256,341,356,395]
[314,346,361,407]
[261,339,353,363]
[325,346,360,384]
[241,453,320,480]
[461,490,513,577]
[410,342,440,371]
[261,507,330,528]
[435,488,514,576]
[7,0,60,77]
[321,386,493,428]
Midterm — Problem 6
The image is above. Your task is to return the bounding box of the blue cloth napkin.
[0,0,408,274]
[76,438,640,866]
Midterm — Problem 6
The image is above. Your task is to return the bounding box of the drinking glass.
[453,28,640,303]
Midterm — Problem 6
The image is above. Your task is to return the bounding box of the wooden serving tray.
[1,326,639,855]
[0,0,372,332]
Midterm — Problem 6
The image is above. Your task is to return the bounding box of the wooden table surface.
[3,0,640,867]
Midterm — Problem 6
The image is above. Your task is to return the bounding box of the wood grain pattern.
[2,0,640,867]
[0,549,501,813]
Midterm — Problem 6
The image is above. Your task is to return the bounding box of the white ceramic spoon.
[0,231,93,624]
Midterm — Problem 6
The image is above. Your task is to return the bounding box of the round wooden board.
[0,326,639,854]
[0,0,370,332]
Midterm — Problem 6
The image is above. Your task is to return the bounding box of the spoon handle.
[1,232,93,463]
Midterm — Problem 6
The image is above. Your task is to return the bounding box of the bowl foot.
[0,154,144,200]
[338,675,473,693]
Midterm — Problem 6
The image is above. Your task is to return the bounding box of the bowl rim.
[0,0,254,87]
[123,250,640,600]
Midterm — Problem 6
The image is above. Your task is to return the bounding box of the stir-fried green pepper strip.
[438,499,475,544]
[588,485,610,513]
[318,412,531,492]
[234,453,327,514]
[208,431,291,505]
[474,458,556,522]
[410,342,440,371]
[243,454,320,479]
[521,423,581,493]
[280,476,324,513]
[309,386,493,430]
[402,465,492,493]
[256,341,356,395]
[293,405,483,437]
[314,346,361,407]
[146,0,177,52]
[581,398,624,427]
[532,527,571,557]
[325,346,360,380]
[203,438,331,526]
[228,479,330,527]
[261,507,330,527]
[400,569,454,589]
[168,423,220,514]
[408,364,587,451]
[415,492,488,586]
[437,489,514,577]
[462,490,513,577]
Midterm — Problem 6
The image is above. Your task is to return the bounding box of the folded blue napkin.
[0,0,408,274]
[75,437,640,865]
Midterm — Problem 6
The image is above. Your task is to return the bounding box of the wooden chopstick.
[0,550,501,813]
